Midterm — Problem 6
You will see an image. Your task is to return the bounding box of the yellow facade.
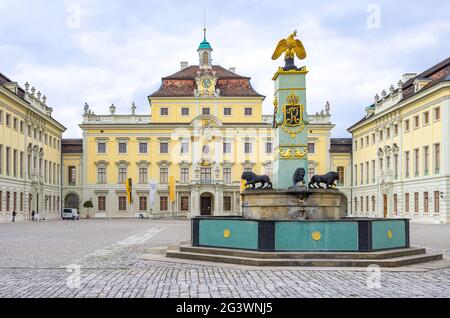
[349,58,450,223]
[0,75,66,222]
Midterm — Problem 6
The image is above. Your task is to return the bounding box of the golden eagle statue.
[272,30,307,61]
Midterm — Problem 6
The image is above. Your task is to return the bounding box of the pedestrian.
[12,210,17,223]
[31,210,35,222]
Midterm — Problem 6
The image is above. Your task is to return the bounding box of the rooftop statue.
[272,30,307,70]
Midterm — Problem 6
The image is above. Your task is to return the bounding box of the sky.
[0,0,449,138]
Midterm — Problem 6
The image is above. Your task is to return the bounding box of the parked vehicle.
[61,208,80,220]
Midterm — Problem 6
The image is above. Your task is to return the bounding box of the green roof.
[198,29,212,50]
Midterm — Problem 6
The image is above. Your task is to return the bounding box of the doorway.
[383,194,388,218]
[200,194,213,216]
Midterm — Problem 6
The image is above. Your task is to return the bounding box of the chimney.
[402,73,418,83]
[229,67,236,73]
[180,61,189,70]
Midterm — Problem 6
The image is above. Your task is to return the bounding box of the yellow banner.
[169,176,176,202]
[126,178,132,204]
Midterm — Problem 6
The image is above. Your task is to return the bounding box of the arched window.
[202,52,209,66]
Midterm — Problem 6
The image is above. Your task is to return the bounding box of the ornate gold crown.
[286,93,300,105]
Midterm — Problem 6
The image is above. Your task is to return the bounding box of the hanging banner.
[149,181,157,210]
[169,176,176,202]
[126,178,133,204]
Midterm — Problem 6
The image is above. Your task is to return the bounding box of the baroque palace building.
[348,57,450,224]
[0,72,66,222]
[61,33,352,219]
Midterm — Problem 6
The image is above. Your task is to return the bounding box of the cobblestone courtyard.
[0,220,449,298]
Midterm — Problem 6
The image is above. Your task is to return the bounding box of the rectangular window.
[360,163,363,185]
[68,166,76,185]
[413,115,419,129]
[337,167,345,186]
[244,142,252,154]
[13,118,18,130]
[160,168,168,184]
[223,196,232,211]
[13,150,17,178]
[160,196,168,211]
[265,142,273,154]
[245,108,253,116]
[366,196,369,212]
[366,136,369,147]
[414,193,419,213]
[0,145,2,175]
[394,154,399,179]
[118,196,127,211]
[201,168,212,184]
[160,142,169,154]
[379,158,383,172]
[360,138,364,148]
[139,196,148,211]
[404,119,410,132]
[434,191,440,213]
[434,143,440,174]
[354,197,358,212]
[405,151,410,178]
[139,168,148,184]
[414,148,419,177]
[394,124,399,135]
[118,168,127,184]
[423,111,430,125]
[181,108,189,116]
[6,192,10,211]
[354,165,358,186]
[394,194,398,215]
[360,196,363,212]
[20,193,23,212]
[180,142,189,154]
[424,192,429,214]
[20,121,24,134]
[139,142,148,154]
[6,147,10,176]
[224,108,232,116]
[405,193,410,213]
[6,114,10,126]
[372,196,376,212]
[386,127,390,139]
[223,142,232,154]
[0,110,2,124]
[223,168,232,184]
[372,133,376,144]
[19,152,23,179]
[118,142,127,154]
[308,143,315,154]
[98,196,106,211]
[97,142,107,154]
[202,108,210,115]
[180,168,190,183]
[98,167,107,184]
[354,141,358,151]
[181,196,189,211]
[160,108,169,116]
[434,107,440,121]
[424,146,430,176]
[364,162,368,184]
[372,160,376,183]
[379,130,383,141]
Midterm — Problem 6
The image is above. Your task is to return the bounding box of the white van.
[62,208,80,220]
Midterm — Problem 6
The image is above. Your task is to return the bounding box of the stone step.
[179,245,427,260]
[166,249,443,268]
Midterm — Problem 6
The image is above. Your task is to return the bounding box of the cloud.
[0,0,448,138]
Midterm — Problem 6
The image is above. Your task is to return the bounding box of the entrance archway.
[200,193,214,216]
[64,193,80,210]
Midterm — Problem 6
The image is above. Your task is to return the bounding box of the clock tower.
[198,28,213,69]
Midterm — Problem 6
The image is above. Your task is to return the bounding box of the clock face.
[202,78,211,88]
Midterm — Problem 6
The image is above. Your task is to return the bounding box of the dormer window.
[414,78,432,93]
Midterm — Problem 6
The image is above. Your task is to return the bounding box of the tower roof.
[198,28,212,50]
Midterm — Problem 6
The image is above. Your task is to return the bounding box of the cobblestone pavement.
[0,220,449,298]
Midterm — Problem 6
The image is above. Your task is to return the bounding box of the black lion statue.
[241,171,273,190]
[293,167,306,187]
[308,172,340,189]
